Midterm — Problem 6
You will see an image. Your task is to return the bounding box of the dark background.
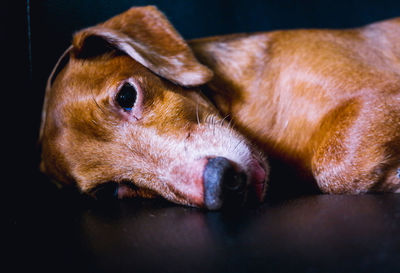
[6,1,400,272]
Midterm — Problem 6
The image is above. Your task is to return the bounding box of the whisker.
[90,90,119,126]
[220,114,230,126]
[212,116,216,136]
[196,103,200,125]
[91,91,106,115]
[205,114,211,128]
[233,138,246,153]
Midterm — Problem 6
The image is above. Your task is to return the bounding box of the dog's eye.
[116,82,137,111]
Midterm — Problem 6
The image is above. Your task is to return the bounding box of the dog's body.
[189,23,400,194]
[40,6,400,209]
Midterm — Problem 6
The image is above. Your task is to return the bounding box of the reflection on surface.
[11,178,400,273]
[78,194,400,273]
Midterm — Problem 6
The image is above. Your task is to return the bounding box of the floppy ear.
[72,5,213,86]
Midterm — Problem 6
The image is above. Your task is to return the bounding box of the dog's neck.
[188,33,273,141]
[189,33,272,135]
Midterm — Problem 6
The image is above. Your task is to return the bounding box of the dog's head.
[39,6,268,209]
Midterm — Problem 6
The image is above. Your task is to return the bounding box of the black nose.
[203,157,247,210]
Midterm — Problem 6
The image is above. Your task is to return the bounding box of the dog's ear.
[72,6,213,86]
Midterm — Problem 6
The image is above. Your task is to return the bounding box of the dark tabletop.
[9,175,400,273]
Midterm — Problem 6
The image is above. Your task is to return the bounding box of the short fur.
[40,6,400,208]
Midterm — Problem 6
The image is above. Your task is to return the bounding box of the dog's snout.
[203,157,247,210]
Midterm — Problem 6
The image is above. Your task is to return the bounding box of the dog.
[39,6,400,210]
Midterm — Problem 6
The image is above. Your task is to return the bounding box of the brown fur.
[190,19,400,193]
[40,6,400,209]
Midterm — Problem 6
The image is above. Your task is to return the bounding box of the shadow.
[75,193,400,273]
[11,175,400,273]
[78,198,261,273]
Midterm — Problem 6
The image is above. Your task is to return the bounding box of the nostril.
[223,167,247,192]
[203,157,247,210]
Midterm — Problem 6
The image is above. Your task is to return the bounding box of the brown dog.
[39,6,400,209]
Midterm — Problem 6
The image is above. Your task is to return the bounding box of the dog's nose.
[203,157,247,210]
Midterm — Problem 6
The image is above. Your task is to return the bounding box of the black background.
[6,1,400,272]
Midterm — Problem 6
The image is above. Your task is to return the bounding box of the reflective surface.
[10,179,400,273]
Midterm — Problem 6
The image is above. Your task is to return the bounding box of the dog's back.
[190,18,400,193]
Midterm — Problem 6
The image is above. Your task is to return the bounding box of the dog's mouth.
[247,157,268,203]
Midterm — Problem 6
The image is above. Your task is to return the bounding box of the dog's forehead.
[61,55,144,96]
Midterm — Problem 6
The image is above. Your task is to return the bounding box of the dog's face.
[39,6,268,209]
